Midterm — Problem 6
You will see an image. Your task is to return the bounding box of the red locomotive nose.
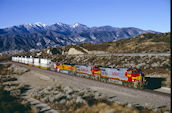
[91,65,101,76]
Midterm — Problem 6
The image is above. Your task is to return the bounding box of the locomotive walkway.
[13,62,171,109]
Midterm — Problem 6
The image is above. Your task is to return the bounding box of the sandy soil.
[18,71,54,88]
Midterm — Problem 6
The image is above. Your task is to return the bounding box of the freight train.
[12,56,145,89]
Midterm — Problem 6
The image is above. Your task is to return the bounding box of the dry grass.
[108,32,170,53]
[75,102,140,113]
[0,63,13,75]
[60,32,170,54]
[49,99,142,113]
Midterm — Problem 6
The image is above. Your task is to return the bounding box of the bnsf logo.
[112,72,119,76]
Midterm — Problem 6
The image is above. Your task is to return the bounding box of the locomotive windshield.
[127,71,132,74]
[138,69,142,73]
[127,69,141,74]
[94,67,100,69]
[93,65,101,69]
[132,70,138,74]
[132,69,142,74]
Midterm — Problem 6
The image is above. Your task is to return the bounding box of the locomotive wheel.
[96,76,98,80]
[94,76,96,80]
[123,81,125,86]
[131,83,134,88]
[137,83,140,89]
[139,83,144,89]
[100,77,103,81]
[122,81,125,86]
[127,82,130,87]
[101,78,105,82]
[95,76,97,80]
[105,78,108,83]
[128,83,132,87]
[89,75,91,79]
[126,82,128,87]
[73,72,76,76]
[123,81,127,87]
[69,71,72,75]
[102,78,105,82]
[125,82,129,87]
[94,76,97,80]
[134,82,138,88]
[123,82,126,86]
[136,83,142,89]
[97,76,100,81]
[91,76,93,79]
[104,79,106,82]
[98,76,101,81]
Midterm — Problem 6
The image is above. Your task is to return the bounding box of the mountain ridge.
[0,22,159,54]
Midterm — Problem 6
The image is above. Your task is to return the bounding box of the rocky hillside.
[0,22,158,53]
[62,32,170,54]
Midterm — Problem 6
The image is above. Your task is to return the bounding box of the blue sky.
[0,0,170,32]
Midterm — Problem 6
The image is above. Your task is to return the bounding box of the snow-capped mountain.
[0,22,159,52]
[71,23,81,28]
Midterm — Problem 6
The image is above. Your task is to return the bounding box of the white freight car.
[24,56,29,64]
[12,57,14,61]
[40,58,51,69]
[16,56,19,62]
[28,56,33,66]
[34,58,40,67]
[19,57,22,63]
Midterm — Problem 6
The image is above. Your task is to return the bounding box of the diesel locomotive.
[12,56,145,89]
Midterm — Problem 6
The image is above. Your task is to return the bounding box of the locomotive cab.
[125,68,145,88]
[91,65,101,76]
[56,62,64,71]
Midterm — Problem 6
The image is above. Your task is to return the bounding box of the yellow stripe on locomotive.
[63,64,73,71]
[56,64,64,70]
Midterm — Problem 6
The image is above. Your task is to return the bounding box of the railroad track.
[68,53,171,57]
[12,62,171,109]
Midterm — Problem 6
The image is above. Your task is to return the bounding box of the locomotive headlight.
[132,79,134,82]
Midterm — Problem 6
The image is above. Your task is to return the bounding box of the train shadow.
[144,77,166,90]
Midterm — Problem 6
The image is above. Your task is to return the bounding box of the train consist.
[12,56,145,89]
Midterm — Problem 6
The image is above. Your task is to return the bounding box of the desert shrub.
[51,48,60,55]
[0,88,32,113]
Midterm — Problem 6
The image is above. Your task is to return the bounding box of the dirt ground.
[14,63,170,110]
[18,70,54,88]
